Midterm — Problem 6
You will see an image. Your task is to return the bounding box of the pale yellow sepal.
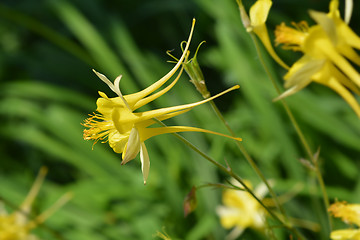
[122,127,141,164]
[140,142,150,184]
[330,229,360,240]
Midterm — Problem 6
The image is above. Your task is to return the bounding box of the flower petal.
[309,10,337,45]
[327,77,360,118]
[249,0,272,27]
[134,85,240,123]
[284,57,325,88]
[122,127,141,164]
[132,66,185,110]
[124,19,196,107]
[108,130,130,153]
[140,142,150,184]
[344,0,353,24]
[330,229,360,240]
[321,43,360,87]
[139,126,242,142]
[253,24,289,69]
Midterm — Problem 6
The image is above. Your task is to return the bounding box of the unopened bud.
[236,0,252,31]
[182,41,210,98]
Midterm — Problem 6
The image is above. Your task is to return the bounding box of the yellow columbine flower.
[272,0,360,117]
[216,179,268,239]
[236,0,289,69]
[0,167,71,240]
[83,19,241,184]
[329,201,360,240]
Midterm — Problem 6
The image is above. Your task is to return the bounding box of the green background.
[0,0,359,239]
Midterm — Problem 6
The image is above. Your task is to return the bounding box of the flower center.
[275,21,309,51]
[82,112,114,145]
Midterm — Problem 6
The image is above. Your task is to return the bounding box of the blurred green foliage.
[0,0,359,239]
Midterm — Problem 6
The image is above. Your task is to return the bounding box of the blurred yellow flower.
[238,0,360,117]
[83,19,242,184]
[273,0,360,117]
[329,201,360,240]
[0,167,71,240]
[216,180,268,239]
[236,0,289,69]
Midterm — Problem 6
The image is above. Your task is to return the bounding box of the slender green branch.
[207,100,288,220]
[153,118,305,240]
[249,33,332,232]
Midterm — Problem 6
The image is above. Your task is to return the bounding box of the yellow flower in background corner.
[236,0,289,69]
[0,167,71,240]
[216,180,268,240]
[83,19,242,184]
[273,0,360,117]
[329,201,360,240]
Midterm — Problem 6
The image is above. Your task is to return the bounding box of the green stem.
[207,100,288,219]
[250,33,332,232]
[154,118,305,240]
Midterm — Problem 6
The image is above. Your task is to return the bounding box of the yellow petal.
[140,142,150,184]
[136,109,192,129]
[284,58,325,88]
[253,24,289,69]
[96,94,128,117]
[124,19,196,107]
[139,126,242,142]
[108,130,130,153]
[132,66,185,110]
[322,43,360,87]
[134,85,240,123]
[309,10,337,45]
[249,0,272,27]
[327,77,360,118]
[326,61,360,95]
[337,44,360,66]
[273,57,325,101]
[273,85,302,102]
[111,106,137,134]
[330,229,360,240]
[93,70,132,111]
[336,21,360,50]
[328,0,340,19]
[122,127,141,164]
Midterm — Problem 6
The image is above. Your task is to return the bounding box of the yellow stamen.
[275,21,309,51]
[82,113,114,144]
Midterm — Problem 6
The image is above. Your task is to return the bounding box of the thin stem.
[207,100,288,219]
[250,33,332,232]
[154,118,305,240]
